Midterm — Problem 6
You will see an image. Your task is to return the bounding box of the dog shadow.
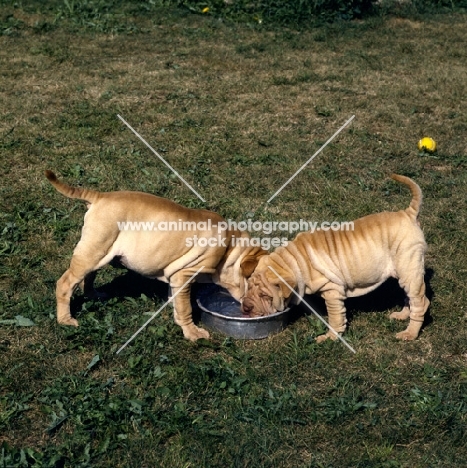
[69,267,217,322]
[69,269,170,315]
[69,266,434,334]
[294,268,434,327]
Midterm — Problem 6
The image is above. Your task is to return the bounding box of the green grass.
[1,2,467,467]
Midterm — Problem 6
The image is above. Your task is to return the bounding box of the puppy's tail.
[390,174,422,220]
[45,170,100,204]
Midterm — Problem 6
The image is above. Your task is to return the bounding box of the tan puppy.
[241,175,430,342]
[45,171,266,341]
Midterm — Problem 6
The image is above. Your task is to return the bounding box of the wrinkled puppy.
[46,171,266,341]
[241,175,430,342]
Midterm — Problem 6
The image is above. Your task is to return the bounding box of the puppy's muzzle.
[241,297,254,316]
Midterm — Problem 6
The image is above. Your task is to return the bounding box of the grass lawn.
[1,2,467,466]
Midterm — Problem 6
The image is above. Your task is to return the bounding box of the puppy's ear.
[275,276,296,300]
[240,254,262,278]
[266,273,295,311]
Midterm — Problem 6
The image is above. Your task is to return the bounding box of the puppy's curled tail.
[390,174,422,220]
[45,170,100,204]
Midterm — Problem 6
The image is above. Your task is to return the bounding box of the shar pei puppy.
[241,174,430,342]
[45,170,266,341]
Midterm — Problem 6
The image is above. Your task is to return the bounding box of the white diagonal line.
[267,115,355,204]
[115,266,205,354]
[117,114,206,202]
[268,266,356,354]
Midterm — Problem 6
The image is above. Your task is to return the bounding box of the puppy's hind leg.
[395,285,429,341]
[57,256,92,327]
[56,237,115,327]
[394,250,430,341]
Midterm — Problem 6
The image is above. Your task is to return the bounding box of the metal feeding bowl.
[196,285,292,340]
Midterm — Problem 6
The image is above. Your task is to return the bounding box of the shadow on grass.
[293,267,435,330]
[69,266,221,322]
[69,268,170,317]
[69,265,434,334]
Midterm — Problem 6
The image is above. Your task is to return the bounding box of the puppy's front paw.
[315,332,339,343]
[395,329,417,341]
[183,325,210,341]
[58,317,79,327]
[316,334,329,343]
